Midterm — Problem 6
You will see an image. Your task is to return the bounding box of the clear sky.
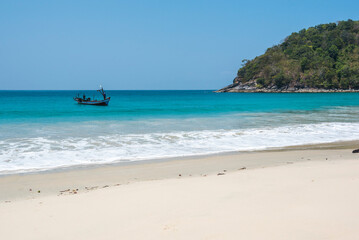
[0,0,358,90]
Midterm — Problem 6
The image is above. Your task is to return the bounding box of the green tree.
[329,45,339,60]
[227,20,359,91]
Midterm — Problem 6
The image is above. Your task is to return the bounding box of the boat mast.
[97,85,106,99]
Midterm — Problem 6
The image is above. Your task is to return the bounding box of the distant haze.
[0,0,358,90]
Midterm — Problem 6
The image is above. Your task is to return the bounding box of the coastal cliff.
[217,19,359,92]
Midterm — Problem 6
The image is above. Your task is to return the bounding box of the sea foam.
[0,122,358,174]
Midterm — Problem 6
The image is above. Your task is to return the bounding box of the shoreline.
[215,89,359,93]
[2,139,358,177]
[1,140,358,202]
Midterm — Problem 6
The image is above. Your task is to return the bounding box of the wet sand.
[0,140,358,201]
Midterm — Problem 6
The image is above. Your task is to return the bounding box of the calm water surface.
[1,90,359,174]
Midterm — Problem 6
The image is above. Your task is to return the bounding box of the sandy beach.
[1,142,359,239]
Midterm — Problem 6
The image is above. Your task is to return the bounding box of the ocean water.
[1,90,359,174]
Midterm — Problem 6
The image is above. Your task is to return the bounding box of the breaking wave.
[1,122,358,174]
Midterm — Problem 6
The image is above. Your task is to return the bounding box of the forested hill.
[217,19,359,92]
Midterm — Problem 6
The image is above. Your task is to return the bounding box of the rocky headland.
[217,19,359,93]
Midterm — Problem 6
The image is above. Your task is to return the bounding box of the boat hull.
[74,97,110,106]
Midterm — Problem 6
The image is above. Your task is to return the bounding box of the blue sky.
[0,0,358,90]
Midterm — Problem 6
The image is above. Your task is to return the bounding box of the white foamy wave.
[1,122,359,174]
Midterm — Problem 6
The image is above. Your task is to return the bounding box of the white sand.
[1,154,359,239]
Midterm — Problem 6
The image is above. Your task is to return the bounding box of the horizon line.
[0,89,216,91]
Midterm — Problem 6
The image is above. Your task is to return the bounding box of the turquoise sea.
[1,90,359,174]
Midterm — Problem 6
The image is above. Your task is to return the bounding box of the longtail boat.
[74,87,111,106]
